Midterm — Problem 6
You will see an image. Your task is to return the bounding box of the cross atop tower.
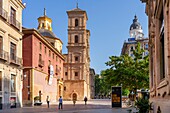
[76,0,78,8]
[44,8,46,16]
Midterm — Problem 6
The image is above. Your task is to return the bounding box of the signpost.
[111,86,122,108]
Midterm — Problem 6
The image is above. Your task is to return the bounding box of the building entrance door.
[72,93,77,101]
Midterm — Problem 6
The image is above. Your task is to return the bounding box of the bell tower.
[64,5,90,100]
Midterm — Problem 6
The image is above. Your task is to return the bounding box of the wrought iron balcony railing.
[0,7,7,20]
[56,68,61,75]
[38,59,44,67]
[10,55,22,66]
[9,16,20,30]
[0,50,9,61]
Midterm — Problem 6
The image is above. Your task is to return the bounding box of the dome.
[129,15,142,31]
[38,29,57,38]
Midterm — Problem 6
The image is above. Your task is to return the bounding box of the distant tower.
[63,5,91,100]
[121,15,149,57]
[129,15,144,39]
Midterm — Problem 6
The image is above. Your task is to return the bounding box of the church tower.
[63,4,91,100]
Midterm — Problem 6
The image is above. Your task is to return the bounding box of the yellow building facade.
[0,0,24,109]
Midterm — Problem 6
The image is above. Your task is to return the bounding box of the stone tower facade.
[63,6,90,100]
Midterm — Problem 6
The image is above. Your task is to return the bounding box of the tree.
[94,74,101,96]
[104,43,149,92]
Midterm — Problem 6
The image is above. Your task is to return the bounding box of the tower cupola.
[37,8,52,31]
[129,15,143,39]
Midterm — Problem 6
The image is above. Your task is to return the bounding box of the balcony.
[9,16,20,30]
[38,59,44,67]
[10,55,22,66]
[0,7,7,20]
[0,50,8,61]
[55,68,61,75]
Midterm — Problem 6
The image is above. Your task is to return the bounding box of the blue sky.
[22,0,148,74]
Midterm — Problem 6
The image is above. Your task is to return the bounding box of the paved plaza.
[0,99,138,113]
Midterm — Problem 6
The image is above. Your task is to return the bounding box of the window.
[0,0,2,8]
[39,42,42,51]
[56,56,58,61]
[151,47,154,87]
[45,47,46,54]
[130,46,133,51]
[64,87,66,91]
[75,56,79,61]
[75,35,78,43]
[53,53,54,59]
[10,7,16,24]
[0,36,2,51]
[0,71,2,91]
[159,7,165,80]
[42,23,45,27]
[75,19,78,27]
[65,72,68,76]
[39,54,42,61]
[49,50,51,57]
[10,42,16,61]
[75,72,78,76]
[145,51,149,56]
[145,43,148,49]
[11,74,16,92]
[56,65,58,72]
[48,60,51,66]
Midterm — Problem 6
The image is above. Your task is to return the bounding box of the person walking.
[46,96,50,108]
[84,96,87,105]
[58,96,63,109]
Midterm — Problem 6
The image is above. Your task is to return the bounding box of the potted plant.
[135,98,149,113]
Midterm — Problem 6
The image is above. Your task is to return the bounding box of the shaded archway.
[72,93,77,101]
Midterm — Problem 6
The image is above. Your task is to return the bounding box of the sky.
[22,0,148,74]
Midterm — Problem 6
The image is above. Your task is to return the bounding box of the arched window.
[75,35,78,43]
[75,19,78,27]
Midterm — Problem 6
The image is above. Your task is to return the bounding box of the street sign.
[111,86,122,108]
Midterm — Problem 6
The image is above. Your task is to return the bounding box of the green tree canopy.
[104,43,149,91]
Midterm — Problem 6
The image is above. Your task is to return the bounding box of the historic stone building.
[121,15,149,57]
[22,9,64,106]
[141,0,170,112]
[89,68,95,99]
[0,0,24,109]
[63,5,91,100]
